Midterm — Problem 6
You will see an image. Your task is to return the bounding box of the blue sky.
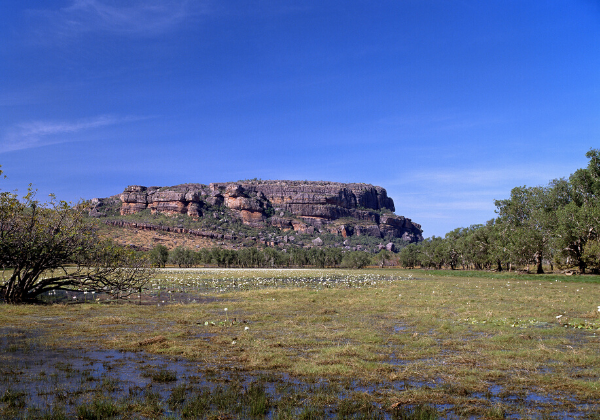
[1,1,599,238]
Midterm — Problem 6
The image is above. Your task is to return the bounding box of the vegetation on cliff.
[90,180,424,254]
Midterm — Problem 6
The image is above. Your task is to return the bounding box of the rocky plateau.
[91,180,423,248]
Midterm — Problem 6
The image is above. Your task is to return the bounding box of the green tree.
[210,248,225,267]
[308,248,326,268]
[340,251,371,269]
[582,239,600,273]
[324,248,343,267]
[197,248,212,266]
[483,220,511,271]
[418,236,445,269]
[552,150,600,273]
[222,249,236,268]
[149,244,169,267]
[457,224,496,270]
[289,248,308,267]
[169,246,195,268]
[398,243,420,268]
[0,180,153,303]
[374,249,393,268]
[494,185,556,273]
[262,247,282,267]
[443,228,468,270]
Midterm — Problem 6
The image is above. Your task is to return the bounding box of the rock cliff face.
[112,180,422,243]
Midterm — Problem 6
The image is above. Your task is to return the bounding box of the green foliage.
[169,246,196,268]
[144,245,371,269]
[398,243,421,268]
[264,206,275,218]
[149,244,169,267]
[399,149,600,274]
[179,381,270,418]
[247,382,269,416]
[340,251,371,269]
[181,390,210,418]
[0,183,154,303]
[582,239,600,273]
[373,249,394,268]
[167,384,188,411]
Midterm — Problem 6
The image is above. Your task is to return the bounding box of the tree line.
[398,149,600,274]
[3,149,597,304]
[147,244,390,269]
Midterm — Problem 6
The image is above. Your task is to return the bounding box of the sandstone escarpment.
[101,180,423,243]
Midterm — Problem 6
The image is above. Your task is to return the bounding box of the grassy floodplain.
[1,268,600,419]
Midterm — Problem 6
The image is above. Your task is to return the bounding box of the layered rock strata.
[112,181,422,242]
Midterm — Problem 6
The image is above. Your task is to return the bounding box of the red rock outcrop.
[111,181,423,242]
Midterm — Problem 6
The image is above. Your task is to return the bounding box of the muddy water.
[1,324,598,419]
[36,289,223,305]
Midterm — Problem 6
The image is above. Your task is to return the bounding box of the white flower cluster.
[147,268,412,294]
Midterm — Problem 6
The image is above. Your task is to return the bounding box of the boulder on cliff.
[312,237,324,246]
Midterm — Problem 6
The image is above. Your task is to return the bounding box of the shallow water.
[2,276,600,419]
[1,328,597,419]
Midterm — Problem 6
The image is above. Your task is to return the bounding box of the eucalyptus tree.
[553,149,600,273]
[340,251,371,269]
[324,248,343,267]
[485,219,512,271]
[443,228,469,270]
[197,248,212,266]
[262,247,281,267]
[398,243,421,268]
[459,225,489,270]
[422,236,446,269]
[582,239,600,273]
[149,244,169,267]
[307,248,328,268]
[169,246,196,268]
[237,247,262,267]
[209,248,231,267]
[289,248,309,267]
[494,185,556,273]
[374,249,393,268]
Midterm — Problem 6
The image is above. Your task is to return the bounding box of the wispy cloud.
[377,112,507,132]
[1,115,147,153]
[29,0,207,39]
[394,167,570,189]
[385,165,576,233]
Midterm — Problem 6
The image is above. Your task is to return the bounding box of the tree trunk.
[534,252,544,274]
[2,287,27,304]
[576,243,586,274]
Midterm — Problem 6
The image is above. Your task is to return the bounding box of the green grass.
[0,389,27,409]
[76,398,121,420]
[1,268,600,417]
[424,268,600,283]
[141,367,177,383]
